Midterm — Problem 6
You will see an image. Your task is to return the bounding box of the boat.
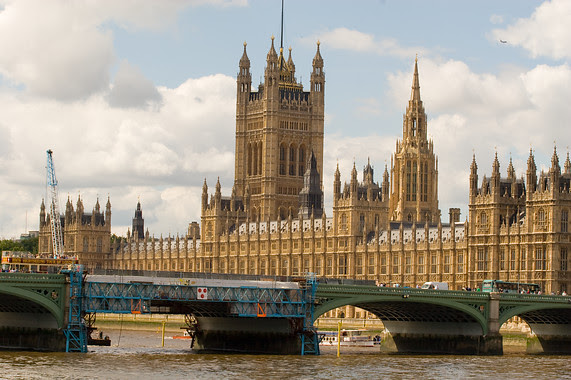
[318,329,377,347]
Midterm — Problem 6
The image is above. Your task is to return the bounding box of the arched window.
[562,210,568,233]
[537,209,546,225]
[279,144,286,175]
[247,144,252,176]
[340,213,347,232]
[257,141,262,175]
[289,144,296,175]
[480,212,488,226]
[298,145,306,176]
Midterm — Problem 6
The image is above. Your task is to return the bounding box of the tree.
[0,237,38,254]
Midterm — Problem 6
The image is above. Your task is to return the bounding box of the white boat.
[318,329,377,347]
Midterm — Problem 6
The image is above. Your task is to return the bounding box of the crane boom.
[46,149,64,259]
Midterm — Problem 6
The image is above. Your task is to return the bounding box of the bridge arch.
[314,294,488,335]
[0,285,64,328]
[499,303,571,326]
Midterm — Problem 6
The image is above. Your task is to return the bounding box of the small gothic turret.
[564,152,571,175]
[363,158,374,185]
[550,146,561,175]
[469,154,478,200]
[215,177,222,206]
[40,198,46,226]
[264,36,279,86]
[491,152,500,195]
[299,151,323,218]
[201,179,208,210]
[382,165,390,201]
[507,157,515,180]
[310,41,325,103]
[334,163,341,199]
[350,162,358,195]
[237,41,251,100]
[526,149,537,195]
[132,201,144,240]
[106,196,111,221]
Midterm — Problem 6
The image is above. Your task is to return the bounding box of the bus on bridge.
[482,280,541,294]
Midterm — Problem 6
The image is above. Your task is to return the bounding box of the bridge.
[1,269,570,355]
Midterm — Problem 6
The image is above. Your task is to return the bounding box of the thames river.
[1,329,569,379]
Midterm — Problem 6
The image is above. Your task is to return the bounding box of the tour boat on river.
[318,329,377,347]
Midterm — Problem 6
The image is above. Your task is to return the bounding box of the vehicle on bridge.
[1,251,78,273]
[420,281,448,290]
[482,280,540,294]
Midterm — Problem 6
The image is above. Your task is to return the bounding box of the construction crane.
[46,149,64,259]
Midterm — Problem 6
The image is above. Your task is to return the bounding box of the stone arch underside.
[314,297,487,336]
[0,287,62,329]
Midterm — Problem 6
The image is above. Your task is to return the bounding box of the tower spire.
[411,55,421,102]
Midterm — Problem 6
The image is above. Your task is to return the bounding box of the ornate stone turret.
[202,179,208,210]
[132,201,144,240]
[237,41,251,101]
[215,177,222,207]
[40,199,46,227]
[350,163,358,195]
[382,165,390,201]
[526,149,537,197]
[334,163,341,199]
[299,151,323,218]
[310,41,325,105]
[106,196,111,222]
[469,154,478,201]
[491,152,501,199]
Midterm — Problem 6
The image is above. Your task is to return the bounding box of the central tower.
[389,58,440,223]
[234,37,325,220]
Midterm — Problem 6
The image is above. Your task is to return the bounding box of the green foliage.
[20,237,39,254]
[0,237,38,254]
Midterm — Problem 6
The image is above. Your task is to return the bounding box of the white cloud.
[0,73,236,239]
[489,14,504,25]
[300,27,426,59]
[108,60,162,109]
[491,0,571,60]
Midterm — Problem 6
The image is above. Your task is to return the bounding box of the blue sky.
[0,0,569,239]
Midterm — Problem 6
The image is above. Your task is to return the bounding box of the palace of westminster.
[39,37,571,301]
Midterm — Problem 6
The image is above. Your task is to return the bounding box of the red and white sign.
[197,287,208,300]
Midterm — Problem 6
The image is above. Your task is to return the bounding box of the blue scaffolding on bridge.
[61,267,87,353]
[61,269,320,355]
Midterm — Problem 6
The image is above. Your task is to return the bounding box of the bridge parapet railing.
[0,272,66,284]
[498,293,571,303]
[316,284,490,299]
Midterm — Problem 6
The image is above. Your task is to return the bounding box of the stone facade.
[39,196,111,270]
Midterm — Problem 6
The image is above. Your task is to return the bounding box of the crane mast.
[46,149,64,259]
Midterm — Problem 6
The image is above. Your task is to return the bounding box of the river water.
[0,329,569,379]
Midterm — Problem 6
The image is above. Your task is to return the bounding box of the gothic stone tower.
[389,58,440,224]
[132,201,145,240]
[39,196,111,270]
[234,37,325,221]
